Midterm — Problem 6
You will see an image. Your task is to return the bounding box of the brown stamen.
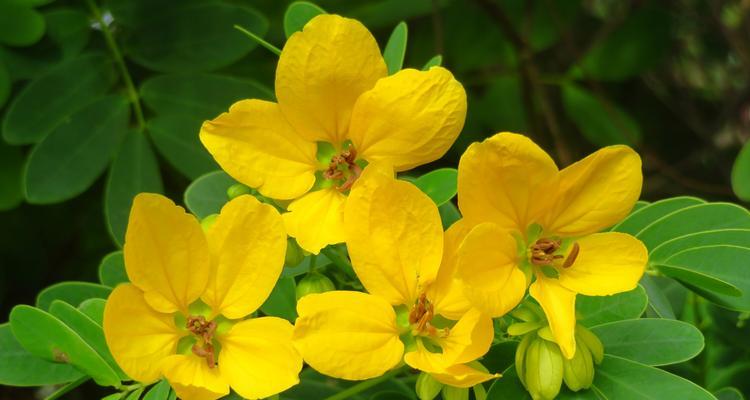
[408,293,446,337]
[562,242,580,269]
[323,146,362,192]
[186,315,217,368]
[530,238,563,266]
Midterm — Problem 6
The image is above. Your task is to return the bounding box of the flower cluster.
[103,14,647,400]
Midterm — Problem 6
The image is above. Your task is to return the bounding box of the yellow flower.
[200,14,467,255]
[455,132,648,359]
[103,193,302,400]
[292,166,497,388]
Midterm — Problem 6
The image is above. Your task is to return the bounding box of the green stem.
[45,376,90,400]
[234,25,282,56]
[323,368,404,400]
[309,254,318,272]
[85,0,146,131]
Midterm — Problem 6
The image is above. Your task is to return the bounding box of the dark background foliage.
[1,0,749,398]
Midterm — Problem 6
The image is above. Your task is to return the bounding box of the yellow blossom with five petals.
[292,165,498,388]
[200,14,467,254]
[103,193,302,400]
[455,132,648,359]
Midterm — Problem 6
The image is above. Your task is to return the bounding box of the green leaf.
[439,201,461,229]
[284,1,326,38]
[656,264,742,298]
[383,21,407,75]
[78,298,106,326]
[122,3,269,72]
[650,229,750,262]
[0,60,9,107]
[140,73,272,120]
[98,251,128,287]
[0,142,24,211]
[640,275,676,319]
[49,300,127,379]
[499,0,580,52]
[184,170,237,219]
[105,131,164,247]
[2,53,117,144]
[475,76,528,134]
[714,388,744,400]
[732,141,750,201]
[612,197,706,235]
[44,8,91,59]
[36,281,112,311]
[0,322,84,386]
[422,55,442,70]
[147,115,218,180]
[578,6,671,81]
[486,366,531,399]
[24,95,130,204]
[413,168,458,207]
[588,355,714,399]
[562,83,641,146]
[143,380,173,400]
[576,285,647,327]
[0,4,45,47]
[636,203,750,250]
[9,305,121,387]
[591,319,704,366]
[126,388,145,400]
[260,277,297,322]
[658,245,750,311]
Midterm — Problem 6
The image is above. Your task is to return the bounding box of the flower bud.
[515,333,533,385]
[562,340,594,391]
[524,337,563,400]
[284,238,305,267]
[226,183,251,200]
[576,325,604,364]
[441,385,469,400]
[200,214,218,232]
[416,372,443,400]
[295,272,335,300]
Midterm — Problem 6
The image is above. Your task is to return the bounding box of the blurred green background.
[1,0,749,398]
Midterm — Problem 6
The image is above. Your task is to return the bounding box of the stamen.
[562,242,580,269]
[323,146,362,192]
[186,315,217,368]
[530,238,563,266]
[409,293,442,336]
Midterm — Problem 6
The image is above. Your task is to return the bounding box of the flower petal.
[456,223,527,317]
[293,291,404,380]
[218,317,302,399]
[276,14,387,144]
[349,67,467,171]
[430,364,499,388]
[529,278,577,359]
[161,354,229,400]
[345,165,443,305]
[458,132,558,233]
[282,188,347,254]
[200,99,317,200]
[201,195,287,319]
[542,145,642,236]
[124,193,209,314]
[428,219,473,320]
[558,232,647,296]
[103,284,181,383]
[437,308,494,365]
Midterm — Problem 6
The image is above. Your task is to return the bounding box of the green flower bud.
[416,372,443,400]
[507,321,544,336]
[441,385,469,400]
[295,272,335,300]
[226,183,251,200]
[563,339,595,392]
[576,325,604,364]
[524,337,563,400]
[284,238,305,267]
[515,333,533,386]
[200,214,218,233]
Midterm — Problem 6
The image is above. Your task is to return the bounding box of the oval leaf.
[611,197,706,235]
[2,53,116,144]
[36,281,112,311]
[576,285,648,327]
[283,1,326,38]
[591,319,704,366]
[260,277,297,322]
[562,83,641,146]
[98,251,128,287]
[0,4,45,47]
[147,115,217,180]
[732,141,750,202]
[24,95,130,204]
[183,170,237,219]
[413,168,458,207]
[383,21,407,75]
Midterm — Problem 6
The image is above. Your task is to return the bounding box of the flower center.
[187,315,217,368]
[408,293,449,337]
[322,145,362,192]
[529,238,580,269]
